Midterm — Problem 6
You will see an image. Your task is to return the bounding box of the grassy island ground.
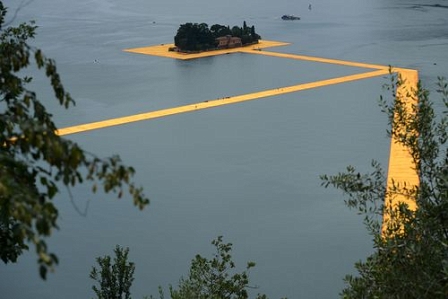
[123,40,290,60]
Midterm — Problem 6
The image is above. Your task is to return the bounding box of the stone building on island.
[215,35,243,49]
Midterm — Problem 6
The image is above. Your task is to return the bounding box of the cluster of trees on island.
[173,21,261,52]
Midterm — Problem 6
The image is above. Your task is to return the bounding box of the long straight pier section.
[56,69,389,135]
[57,41,419,228]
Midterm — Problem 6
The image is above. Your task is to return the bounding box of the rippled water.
[1,0,447,298]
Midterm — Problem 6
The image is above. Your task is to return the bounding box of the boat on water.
[281,14,300,20]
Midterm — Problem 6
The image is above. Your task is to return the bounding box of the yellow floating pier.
[123,40,290,60]
[59,41,420,229]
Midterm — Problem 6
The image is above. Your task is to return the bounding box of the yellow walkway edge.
[382,69,419,233]
[56,69,389,135]
[56,44,420,231]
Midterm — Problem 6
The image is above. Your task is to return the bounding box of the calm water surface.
[1,0,447,298]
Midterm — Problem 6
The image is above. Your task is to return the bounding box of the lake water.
[1,0,447,298]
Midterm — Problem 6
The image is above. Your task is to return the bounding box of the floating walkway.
[58,40,419,225]
[123,40,290,60]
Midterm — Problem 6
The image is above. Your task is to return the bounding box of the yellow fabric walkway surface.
[385,69,419,211]
[123,40,290,60]
[57,41,419,225]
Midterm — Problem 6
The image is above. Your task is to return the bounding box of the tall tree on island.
[210,24,232,38]
[174,22,215,51]
[251,26,260,42]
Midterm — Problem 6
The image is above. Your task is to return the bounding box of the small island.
[170,21,261,53]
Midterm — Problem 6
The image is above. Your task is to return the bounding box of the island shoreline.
[123,40,291,60]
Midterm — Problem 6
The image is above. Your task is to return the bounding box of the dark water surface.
[1,0,447,298]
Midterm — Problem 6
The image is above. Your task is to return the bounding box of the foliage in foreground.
[321,74,448,298]
[91,237,276,299]
[91,245,135,299]
[155,236,272,299]
[0,2,149,279]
